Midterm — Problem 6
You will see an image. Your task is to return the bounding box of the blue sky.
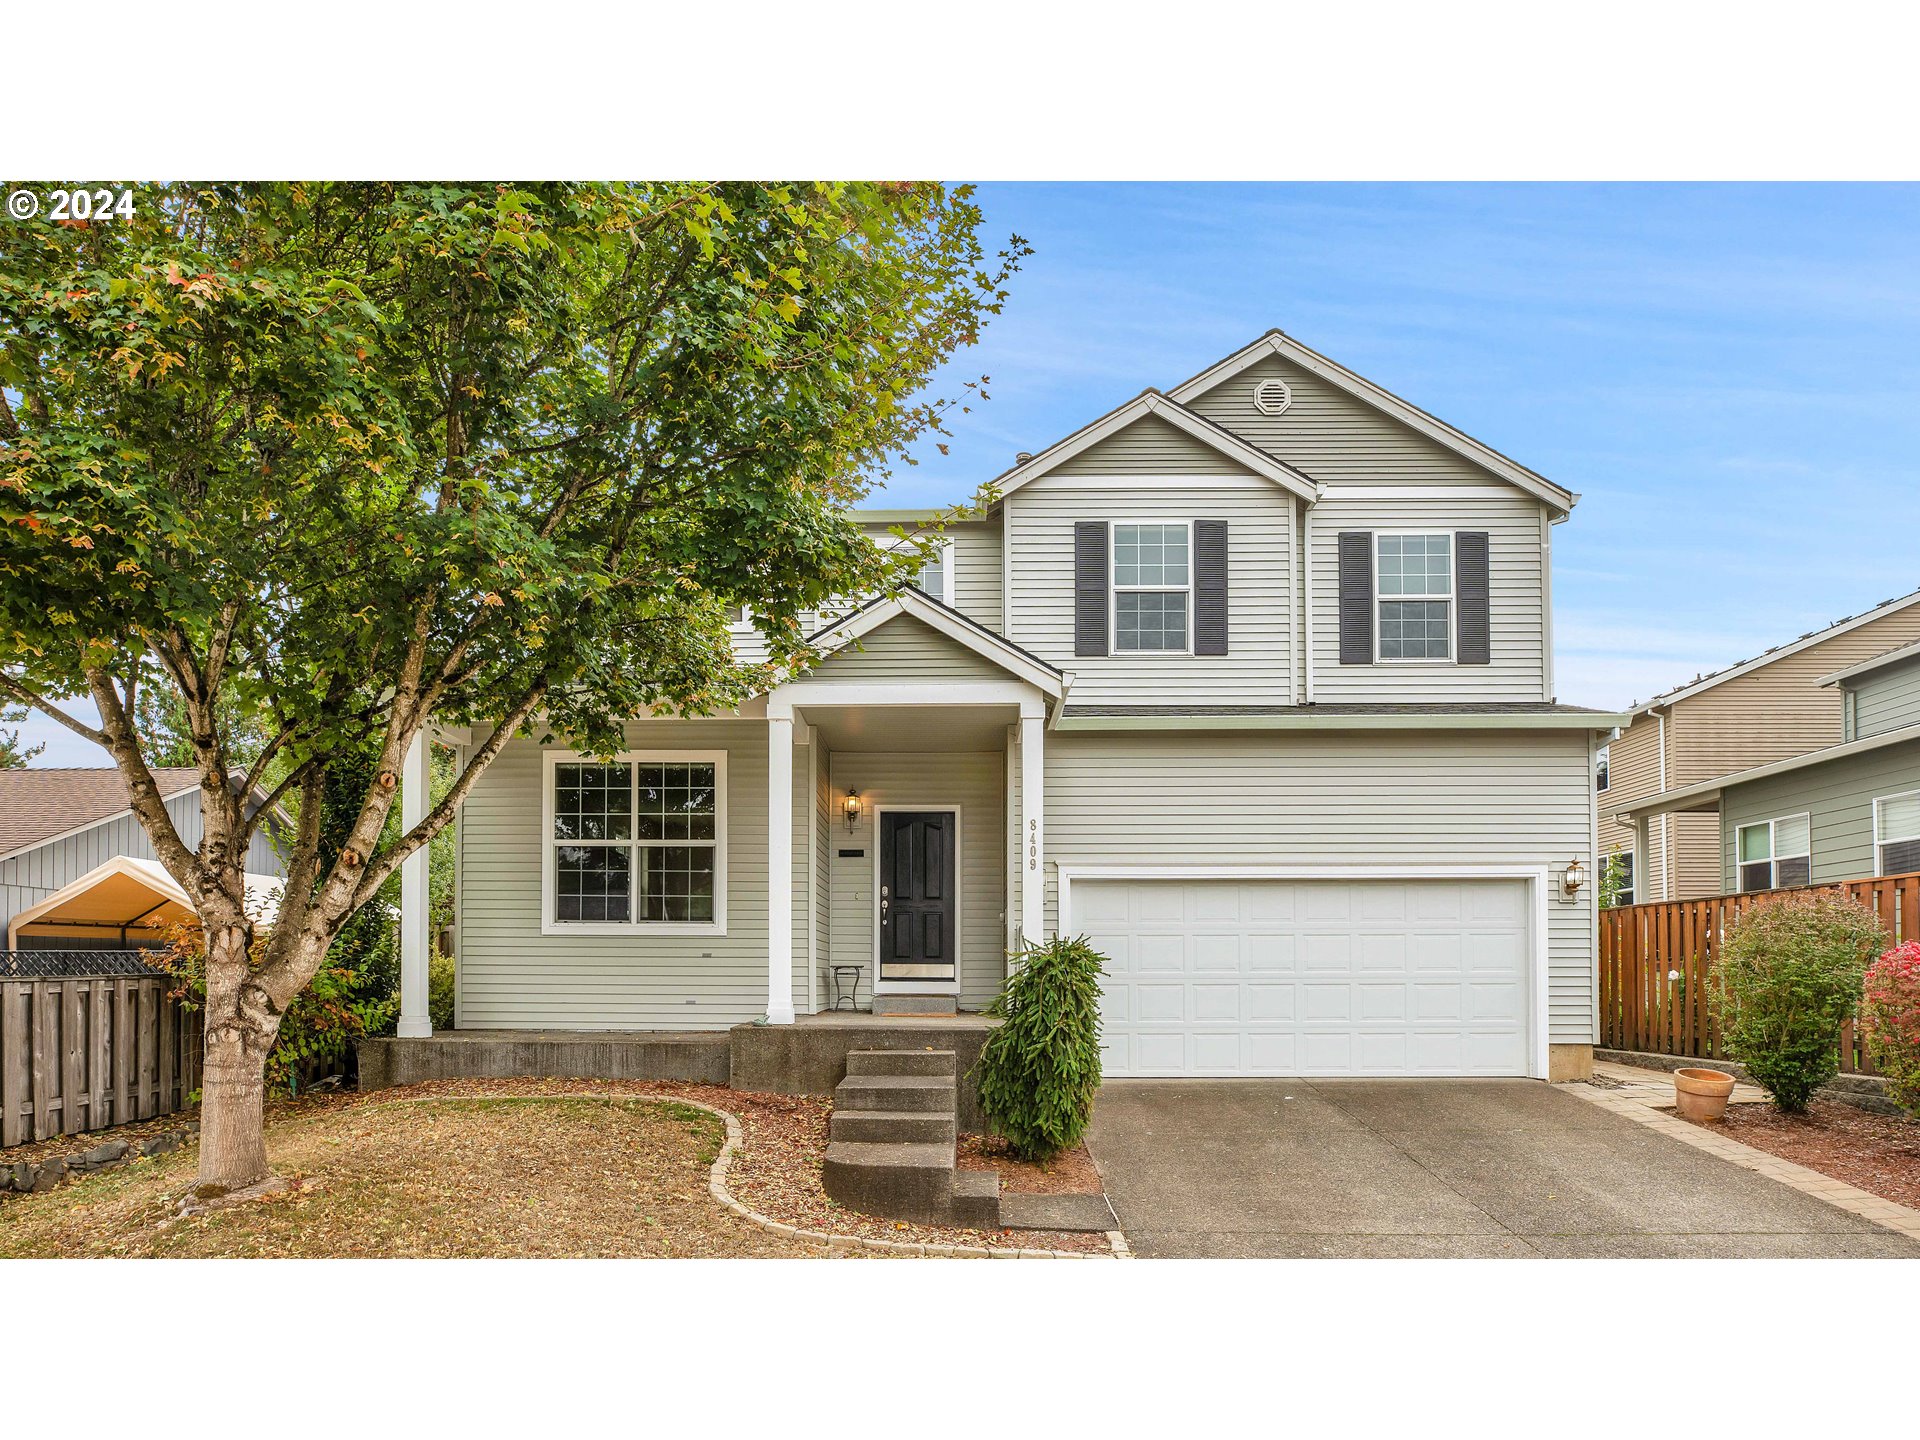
[16,182,1920,764]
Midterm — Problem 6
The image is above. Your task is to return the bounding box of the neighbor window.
[1595,744,1611,793]
[1607,849,1635,907]
[546,753,726,931]
[1875,790,1920,876]
[1376,533,1453,660]
[1113,522,1191,652]
[1737,813,1811,893]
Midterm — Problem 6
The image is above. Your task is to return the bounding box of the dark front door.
[878,810,957,984]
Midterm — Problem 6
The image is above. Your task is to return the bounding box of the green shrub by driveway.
[975,936,1106,1162]
[1716,893,1886,1112]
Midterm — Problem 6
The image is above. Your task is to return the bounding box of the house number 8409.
[1028,818,1039,870]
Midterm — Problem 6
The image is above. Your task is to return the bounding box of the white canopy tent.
[6,855,285,949]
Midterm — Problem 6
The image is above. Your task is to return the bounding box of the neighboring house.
[0,767,286,951]
[1597,589,1920,903]
[430,329,1627,1081]
[1611,638,1920,893]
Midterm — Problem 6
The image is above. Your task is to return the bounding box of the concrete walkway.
[1085,1079,1920,1258]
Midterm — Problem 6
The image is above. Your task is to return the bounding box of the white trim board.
[1055,863,1553,1081]
[870,803,964,997]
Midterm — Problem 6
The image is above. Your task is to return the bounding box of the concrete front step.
[823,1140,957,1225]
[948,1169,1002,1229]
[844,1048,956,1078]
[833,1074,955,1114]
[829,1108,957,1145]
[870,994,958,1016]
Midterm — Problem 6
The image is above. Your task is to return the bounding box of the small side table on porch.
[829,964,866,1012]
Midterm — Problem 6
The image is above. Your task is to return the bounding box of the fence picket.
[1603,869,1919,1073]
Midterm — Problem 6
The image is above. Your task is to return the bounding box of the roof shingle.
[0,767,203,858]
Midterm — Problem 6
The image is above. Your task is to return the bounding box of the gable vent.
[1253,377,1292,416]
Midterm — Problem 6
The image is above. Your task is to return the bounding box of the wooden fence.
[1,976,200,1147]
[1599,870,1920,1072]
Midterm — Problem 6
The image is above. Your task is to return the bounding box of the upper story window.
[1595,744,1611,793]
[543,752,727,934]
[910,540,952,606]
[1737,812,1811,893]
[1113,522,1191,653]
[1376,533,1453,661]
[1875,790,1920,876]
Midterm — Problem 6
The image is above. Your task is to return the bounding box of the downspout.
[1656,708,1671,901]
[1301,494,1316,704]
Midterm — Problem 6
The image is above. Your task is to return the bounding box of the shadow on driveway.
[1086,1079,1920,1258]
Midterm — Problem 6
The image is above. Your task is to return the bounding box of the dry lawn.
[0,1092,820,1258]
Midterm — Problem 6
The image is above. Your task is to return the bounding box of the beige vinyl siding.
[1003,474,1294,707]
[1052,414,1255,475]
[824,750,1007,1010]
[1719,736,1920,889]
[1307,492,1549,703]
[1850,654,1920,739]
[1186,354,1506,485]
[1666,605,1920,786]
[457,718,771,1030]
[792,738,814,1017]
[806,613,1013,684]
[1671,811,1724,899]
[814,740,832,1010]
[1042,728,1596,1043]
[949,522,1004,631]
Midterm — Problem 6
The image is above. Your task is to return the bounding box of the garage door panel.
[1090,879,1531,1078]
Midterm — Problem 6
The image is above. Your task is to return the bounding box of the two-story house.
[422,331,1625,1082]
[1610,637,1920,893]
[1597,589,1920,903]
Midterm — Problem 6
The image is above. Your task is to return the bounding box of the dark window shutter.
[1074,521,1109,657]
[1193,520,1229,656]
[1456,530,1491,665]
[1337,531,1374,665]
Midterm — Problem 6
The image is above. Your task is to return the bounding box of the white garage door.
[1080,877,1532,1078]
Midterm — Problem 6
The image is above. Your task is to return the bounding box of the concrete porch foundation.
[729,1015,999,1131]
[357,1030,730,1090]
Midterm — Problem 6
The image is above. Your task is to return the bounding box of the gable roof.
[1631,585,1920,715]
[0,767,203,860]
[803,587,1069,698]
[986,390,1319,504]
[1819,637,1920,690]
[1166,330,1576,513]
[1603,718,1920,823]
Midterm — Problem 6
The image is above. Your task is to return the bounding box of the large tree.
[0,182,1021,1191]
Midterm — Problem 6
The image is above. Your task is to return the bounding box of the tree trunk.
[195,926,280,1193]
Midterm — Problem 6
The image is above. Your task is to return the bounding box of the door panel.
[879,811,957,984]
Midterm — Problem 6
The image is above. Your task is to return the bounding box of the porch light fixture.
[843,790,862,832]
[1562,858,1589,902]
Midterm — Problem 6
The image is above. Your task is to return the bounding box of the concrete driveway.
[1086,1079,1920,1258]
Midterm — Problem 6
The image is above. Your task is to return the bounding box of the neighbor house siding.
[0,789,283,942]
[1850,654,1920,740]
[1185,354,1507,486]
[825,749,1006,1011]
[1003,473,1294,707]
[457,718,771,1030]
[805,614,1013,685]
[1041,728,1598,1044]
[1305,491,1549,703]
[1719,736,1920,890]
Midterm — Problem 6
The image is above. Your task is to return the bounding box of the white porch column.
[397,732,432,1038]
[1019,705,1045,947]
[766,713,796,1024]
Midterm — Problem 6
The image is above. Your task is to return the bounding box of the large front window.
[1737,813,1811,893]
[1377,533,1453,660]
[547,753,726,931]
[1113,522,1190,652]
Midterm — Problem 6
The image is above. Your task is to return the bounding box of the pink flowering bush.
[1863,941,1920,1117]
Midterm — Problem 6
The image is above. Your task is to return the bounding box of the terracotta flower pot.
[1674,1067,1737,1122]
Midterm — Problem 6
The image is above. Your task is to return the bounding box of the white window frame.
[1736,812,1812,893]
[541,749,728,936]
[1373,530,1456,664]
[909,537,955,606]
[1874,789,1920,876]
[1606,846,1635,907]
[1595,743,1611,793]
[1110,519,1193,656]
